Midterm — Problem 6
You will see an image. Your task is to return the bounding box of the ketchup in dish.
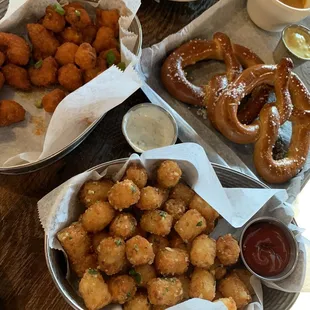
[242,222,291,277]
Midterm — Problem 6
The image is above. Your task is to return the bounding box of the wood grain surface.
[0,0,218,309]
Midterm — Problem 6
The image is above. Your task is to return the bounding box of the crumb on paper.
[30,116,46,136]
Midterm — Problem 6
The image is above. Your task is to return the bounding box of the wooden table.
[0,0,218,309]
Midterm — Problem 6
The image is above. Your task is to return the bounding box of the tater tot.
[79,179,114,207]
[140,210,173,236]
[157,160,182,189]
[58,63,83,91]
[42,88,66,113]
[55,42,79,66]
[169,231,188,251]
[232,269,254,295]
[108,275,137,304]
[64,2,84,13]
[124,292,151,310]
[137,186,163,211]
[190,234,216,268]
[129,264,156,288]
[75,43,97,70]
[213,297,237,310]
[2,64,31,90]
[96,9,120,36]
[29,57,58,87]
[124,164,148,189]
[83,67,104,84]
[81,201,115,233]
[155,248,189,276]
[210,258,227,280]
[189,194,219,223]
[0,100,25,127]
[109,213,137,240]
[91,231,109,252]
[147,278,183,306]
[169,183,195,205]
[216,234,240,266]
[108,180,140,210]
[174,209,206,243]
[126,235,155,266]
[65,7,92,29]
[148,234,169,255]
[152,306,168,310]
[100,48,121,67]
[0,51,5,67]
[97,237,126,275]
[79,269,112,310]
[82,24,97,44]
[218,274,252,308]
[177,275,190,300]
[163,199,186,222]
[157,186,170,204]
[43,5,66,33]
[189,268,215,301]
[92,26,118,54]
[61,27,83,45]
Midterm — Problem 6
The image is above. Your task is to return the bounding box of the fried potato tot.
[58,63,83,91]
[147,278,183,306]
[169,183,195,205]
[96,9,120,37]
[218,273,252,308]
[66,7,92,29]
[126,235,155,266]
[79,179,114,207]
[148,234,169,255]
[43,5,66,33]
[232,269,254,295]
[64,2,84,13]
[177,275,190,300]
[0,71,4,89]
[216,234,240,266]
[92,26,118,53]
[108,180,140,210]
[91,231,109,252]
[169,231,188,252]
[189,268,215,301]
[129,264,156,288]
[124,292,151,310]
[81,201,115,233]
[75,43,96,70]
[83,67,104,84]
[213,297,237,310]
[0,51,5,67]
[60,27,83,45]
[210,258,227,280]
[27,24,60,59]
[79,269,112,310]
[137,186,163,211]
[97,237,126,275]
[55,42,79,66]
[140,210,173,236]
[124,164,148,189]
[157,160,182,188]
[0,100,25,127]
[100,48,121,67]
[108,275,137,304]
[2,64,31,90]
[163,199,186,222]
[82,24,97,44]
[0,32,30,65]
[42,88,66,113]
[29,57,58,87]
[190,234,216,268]
[109,213,137,240]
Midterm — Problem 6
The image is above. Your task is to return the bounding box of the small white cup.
[247,0,310,32]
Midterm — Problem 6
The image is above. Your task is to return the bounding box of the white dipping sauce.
[124,105,176,152]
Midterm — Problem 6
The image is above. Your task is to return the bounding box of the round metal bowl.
[45,159,299,310]
[0,16,142,175]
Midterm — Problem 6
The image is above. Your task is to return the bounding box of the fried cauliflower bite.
[55,42,79,66]
[0,32,30,66]
[169,183,195,205]
[99,48,121,67]
[213,297,237,310]
[79,269,112,310]
[65,7,91,29]
[60,27,83,45]
[75,43,97,70]
[147,278,183,306]
[96,9,120,37]
[92,26,118,54]
[157,160,182,189]
[58,63,83,91]
[155,247,189,276]
[140,210,173,236]
[218,273,252,308]
[163,199,187,223]
[108,275,137,304]
[27,24,60,59]
[189,268,215,301]
[231,269,254,295]
[129,264,156,288]
[216,234,240,266]
[43,5,66,33]
[0,51,5,66]
[83,67,104,84]
[91,231,109,252]
[79,179,114,207]
[126,235,155,266]
[97,236,126,275]
[148,234,169,255]
[190,234,216,269]
[123,164,148,189]
[137,186,163,211]
[108,180,140,211]
[124,292,151,310]
[42,88,66,113]
[109,213,137,240]
[29,57,58,87]
[2,64,31,90]
[82,24,97,44]
[0,100,25,127]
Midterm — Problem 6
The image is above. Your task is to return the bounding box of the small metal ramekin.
[122,103,178,153]
[239,216,299,282]
[273,24,310,67]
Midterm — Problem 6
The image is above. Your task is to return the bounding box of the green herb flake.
[53,3,65,15]
[75,10,81,17]
[159,211,167,219]
[117,62,126,71]
[196,221,203,227]
[34,59,43,69]
[34,101,43,109]
[88,269,98,275]
[115,239,122,246]
[106,50,116,67]
[131,185,137,193]
[126,292,131,298]
[165,287,169,292]
[134,244,139,252]
[129,268,142,284]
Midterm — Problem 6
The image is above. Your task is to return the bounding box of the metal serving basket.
[45,159,299,310]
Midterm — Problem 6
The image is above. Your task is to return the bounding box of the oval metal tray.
[45,159,299,310]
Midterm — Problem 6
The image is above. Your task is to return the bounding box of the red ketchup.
[242,222,291,277]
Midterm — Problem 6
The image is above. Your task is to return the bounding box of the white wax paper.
[0,0,142,168]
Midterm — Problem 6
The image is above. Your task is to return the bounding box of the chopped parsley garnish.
[75,10,81,17]
[196,221,203,227]
[131,185,137,193]
[88,269,98,275]
[134,244,139,252]
[115,239,122,246]
[126,292,131,298]
[106,50,116,67]
[129,269,142,284]
[34,101,42,109]
[117,62,126,71]
[53,3,65,15]
[165,287,169,292]
[159,211,167,218]
[34,59,43,69]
